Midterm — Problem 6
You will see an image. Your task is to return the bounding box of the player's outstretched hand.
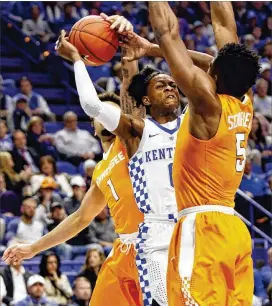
[55,30,81,63]
[100,13,133,33]
[119,32,152,62]
[2,243,36,265]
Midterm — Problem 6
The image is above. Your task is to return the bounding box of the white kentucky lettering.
[96,152,125,186]
[228,112,252,130]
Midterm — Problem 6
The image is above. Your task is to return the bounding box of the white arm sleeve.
[74,60,121,132]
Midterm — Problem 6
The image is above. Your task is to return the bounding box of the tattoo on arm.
[120,91,134,115]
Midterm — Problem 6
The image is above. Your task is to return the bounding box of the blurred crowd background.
[0,1,271,306]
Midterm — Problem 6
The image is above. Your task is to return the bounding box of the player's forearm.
[73,60,121,132]
[211,2,236,32]
[211,2,238,48]
[120,48,138,114]
[149,2,193,68]
[32,211,87,255]
[147,44,213,72]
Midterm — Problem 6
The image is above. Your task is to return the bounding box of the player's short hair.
[128,66,162,108]
[214,43,260,97]
[98,92,120,105]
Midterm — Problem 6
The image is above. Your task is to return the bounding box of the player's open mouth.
[165,95,177,101]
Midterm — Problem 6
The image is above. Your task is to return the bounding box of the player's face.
[146,74,180,113]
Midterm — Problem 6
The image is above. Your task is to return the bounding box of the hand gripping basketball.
[55,30,81,63]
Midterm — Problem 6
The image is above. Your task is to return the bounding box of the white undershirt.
[10,266,27,303]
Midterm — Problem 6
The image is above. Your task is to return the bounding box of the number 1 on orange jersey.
[107,179,120,201]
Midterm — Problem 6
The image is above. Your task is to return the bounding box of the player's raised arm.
[148,2,219,114]
[210,1,254,101]
[2,181,106,265]
[100,13,139,115]
[211,2,238,49]
[121,32,214,73]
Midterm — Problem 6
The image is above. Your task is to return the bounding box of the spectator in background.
[83,160,96,189]
[106,62,122,94]
[248,116,272,167]
[89,208,118,256]
[13,77,54,121]
[252,27,267,50]
[259,62,272,95]
[239,159,269,198]
[54,112,101,167]
[72,2,88,19]
[43,2,62,32]
[34,177,62,225]
[70,277,92,306]
[15,274,58,306]
[0,262,32,306]
[4,198,47,246]
[0,152,32,194]
[262,16,272,39]
[31,155,73,197]
[39,252,73,305]
[201,13,214,45]
[254,268,269,304]
[27,116,58,159]
[0,173,21,216]
[60,3,79,32]
[191,21,211,53]
[0,120,13,152]
[254,78,272,121]
[77,249,105,291]
[244,34,257,52]
[22,5,55,44]
[11,95,31,132]
[263,42,272,65]
[64,176,86,215]
[11,130,39,173]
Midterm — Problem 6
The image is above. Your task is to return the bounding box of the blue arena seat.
[36,88,65,100]
[57,161,78,175]
[44,122,63,134]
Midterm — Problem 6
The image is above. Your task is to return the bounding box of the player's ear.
[142,96,151,106]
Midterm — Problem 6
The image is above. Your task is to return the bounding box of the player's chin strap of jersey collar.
[119,232,138,255]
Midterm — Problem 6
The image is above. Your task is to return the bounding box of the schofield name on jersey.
[96,152,125,186]
[145,147,175,163]
[228,112,252,130]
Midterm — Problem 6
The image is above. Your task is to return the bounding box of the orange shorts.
[90,237,143,306]
[167,209,253,306]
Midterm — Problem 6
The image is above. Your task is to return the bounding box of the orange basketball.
[69,15,119,66]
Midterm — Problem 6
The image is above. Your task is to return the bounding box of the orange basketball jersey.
[173,94,253,210]
[93,137,143,234]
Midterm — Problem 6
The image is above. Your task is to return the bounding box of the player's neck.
[151,111,178,124]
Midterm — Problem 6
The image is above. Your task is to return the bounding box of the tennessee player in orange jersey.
[3,16,145,306]
[149,2,260,306]
[3,94,144,306]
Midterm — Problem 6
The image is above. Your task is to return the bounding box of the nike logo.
[149,133,160,138]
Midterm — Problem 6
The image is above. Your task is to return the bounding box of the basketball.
[69,15,119,66]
